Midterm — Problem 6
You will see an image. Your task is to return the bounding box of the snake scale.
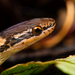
[0,18,56,65]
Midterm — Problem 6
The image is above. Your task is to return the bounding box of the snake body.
[0,18,56,65]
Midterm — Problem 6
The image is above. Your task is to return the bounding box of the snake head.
[0,18,56,65]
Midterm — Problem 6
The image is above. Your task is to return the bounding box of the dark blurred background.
[0,0,66,31]
[0,0,75,72]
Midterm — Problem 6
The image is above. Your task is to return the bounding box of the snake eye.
[32,26,42,36]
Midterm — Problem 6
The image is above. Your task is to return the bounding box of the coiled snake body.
[0,18,56,65]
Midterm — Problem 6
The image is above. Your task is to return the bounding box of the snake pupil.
[35,28,40,33]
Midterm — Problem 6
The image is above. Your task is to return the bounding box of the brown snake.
[0,18,56,65]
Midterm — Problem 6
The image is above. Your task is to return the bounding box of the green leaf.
[1,55,75,75]
[0,62,55,75]
[56,55,75,75]
[56,60,75,75]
